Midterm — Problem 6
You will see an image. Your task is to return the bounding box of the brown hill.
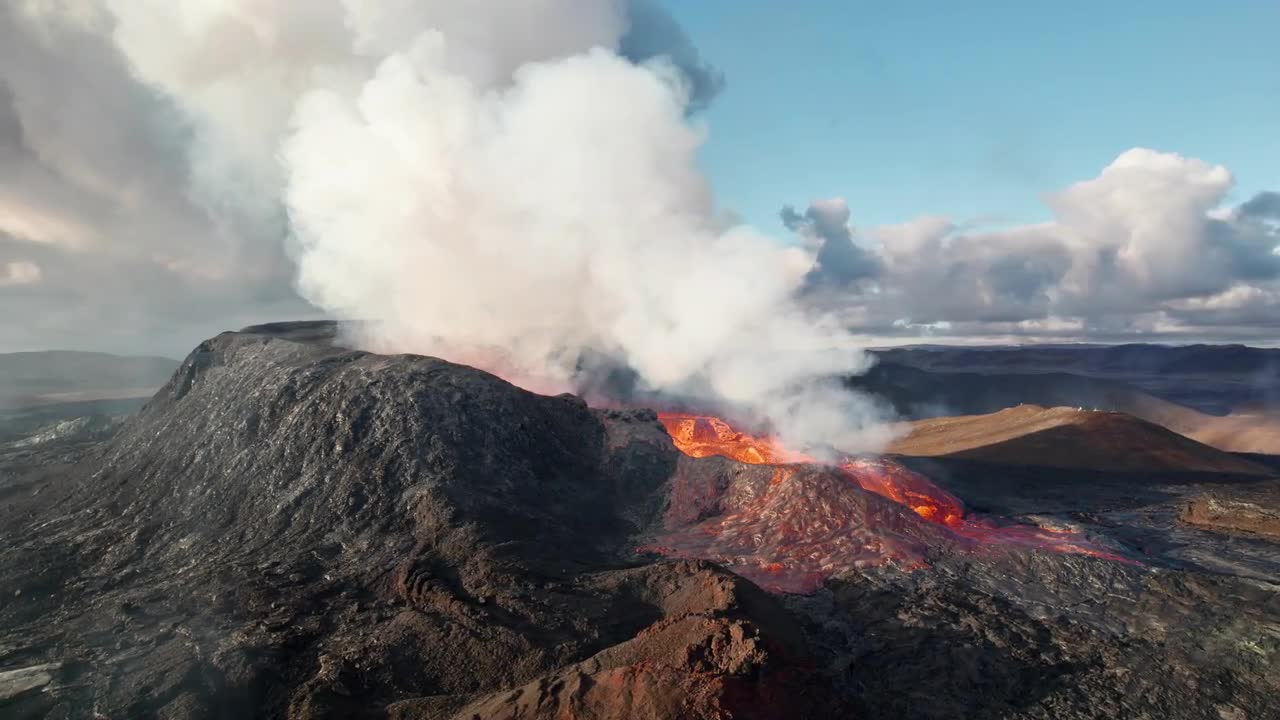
[850,362,1280,455]
[888,405,1272,475]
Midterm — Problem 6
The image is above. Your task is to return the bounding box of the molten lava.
[658,413,966,528]
[840,457,965,529]
[649,412,1127,593]
[659,413,810,465]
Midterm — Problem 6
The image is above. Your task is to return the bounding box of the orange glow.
[658,413,810,465]
[658,412,965,527]
[840,457,966,529]
[649,411,1128,593]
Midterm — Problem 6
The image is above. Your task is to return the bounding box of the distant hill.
[0,350,178,410]
[888,405,1271,475]
[874,343,1280,376]
[850,361,1280,455]
[849,361,1184,418]
[872,344,1280,414]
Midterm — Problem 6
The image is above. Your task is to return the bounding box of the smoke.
[62,0,889,452]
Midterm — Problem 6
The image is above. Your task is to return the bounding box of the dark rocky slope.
[0,322,1277,719]
[0,323,834,718]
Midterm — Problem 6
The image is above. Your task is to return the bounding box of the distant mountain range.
[871,344,1280,415]
[886,405,1270,475]
[874,343,1280,375]
[0,350,179,411]
[851,352,1280,455]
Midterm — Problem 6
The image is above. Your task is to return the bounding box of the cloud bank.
[786,149,1280,343]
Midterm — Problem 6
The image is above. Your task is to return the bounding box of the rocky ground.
[1,322,1277,719]
[1182,485,1280,540]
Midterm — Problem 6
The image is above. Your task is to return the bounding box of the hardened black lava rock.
[0,321,1276,719]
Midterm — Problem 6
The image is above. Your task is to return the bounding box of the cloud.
[620,0,725,111]
[780,198,882,288]
[784,149,1280,342]
[0,2,314,354]
[5,0,1278,375]
[1239,191,1280,221]
[0,260,40,287]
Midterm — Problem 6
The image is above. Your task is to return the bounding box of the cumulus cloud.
[620,0,725,111]
[1239,191,1280,221]
[785,149,1280,342]
[780,198,882,288]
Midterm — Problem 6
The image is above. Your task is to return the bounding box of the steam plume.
[68,1,890,451]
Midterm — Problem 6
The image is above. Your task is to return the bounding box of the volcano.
[1,322,1278,719]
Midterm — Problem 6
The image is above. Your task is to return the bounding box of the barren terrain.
[1,326,1277,719]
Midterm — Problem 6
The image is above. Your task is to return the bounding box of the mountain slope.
[0,321,839,719]
[851,362,1280,455]
[889,405,1271,474]
[3,323,1277,719]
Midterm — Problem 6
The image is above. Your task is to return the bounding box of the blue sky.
[669,1,1280,233]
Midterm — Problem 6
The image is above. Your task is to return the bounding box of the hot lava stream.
[644,412,1127,593]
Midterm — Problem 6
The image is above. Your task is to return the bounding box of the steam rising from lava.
[66,1,891,452]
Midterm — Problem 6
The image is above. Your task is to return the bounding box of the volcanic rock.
[0,663,61,703]
[1182,485,1280,538]
[1,322,1278,719]
[0,322,840,718]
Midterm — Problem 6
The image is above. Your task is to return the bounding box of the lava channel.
[642,413,1129,593]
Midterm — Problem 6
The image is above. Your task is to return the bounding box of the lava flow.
[659,413,812,465]
[645,412,1127,593]
[657,413,965,526]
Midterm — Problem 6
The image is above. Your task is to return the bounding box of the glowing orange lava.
[658,413,964,528]
[651,411,1128,593]
[840,457,965,529]
[659,413,810,465]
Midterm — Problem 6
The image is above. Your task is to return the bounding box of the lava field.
[1,322,1277,719]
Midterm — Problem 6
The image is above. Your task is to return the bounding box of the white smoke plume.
[42,0,891,452]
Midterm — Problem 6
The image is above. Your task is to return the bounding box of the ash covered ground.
[2,322,1278,719]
